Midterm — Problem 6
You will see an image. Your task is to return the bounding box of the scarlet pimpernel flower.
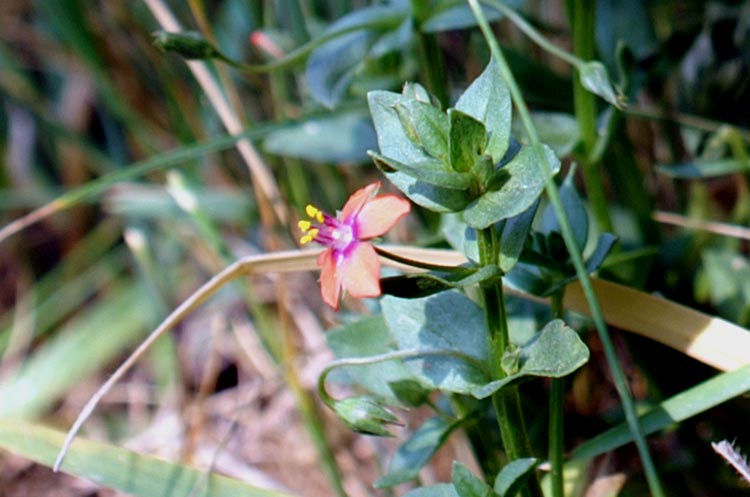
[298,182,410,310]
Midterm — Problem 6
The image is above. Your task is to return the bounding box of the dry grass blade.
[653,211,750,241]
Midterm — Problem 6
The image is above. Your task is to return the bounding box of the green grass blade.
[0,282,147,419]
[570,364,750,461]
[0,419,298,497]
[0,123,282,245]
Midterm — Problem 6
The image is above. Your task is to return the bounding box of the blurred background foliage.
[0,0,749,496]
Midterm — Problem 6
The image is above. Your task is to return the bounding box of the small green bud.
[152,30,221,60]
[501,346,522,376]
[472,155,494,188]
[332,396,401,437]
[402,82,434,106]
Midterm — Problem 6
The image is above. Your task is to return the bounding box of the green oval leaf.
[368,90,472,211]
[370,152,474,190]
[578,61,622,108]
[463,144,560,229]
[452,461,494,497]
[449,109,487,173]
[494,458,539,497]
[455,58,512,163]
[471,319,589,398]
[382,292,491,394]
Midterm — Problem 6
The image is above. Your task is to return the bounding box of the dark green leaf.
[395,99,451,162]
[369,152,474,190]
[455,58,512,163]
[382,292,491,394]
[494,458,539,497]
[368,89,432,163]
[384,171,473,212]
[380,265,502,299]
[263,110,377,163]
[376,416,461,488]
[449,109,487,173]
[499,200,538,273]
[463,144,560,229]
[540,167,588,252]
[471,320,589,398]
[368,90,472,212]
[452,461,495,497]
[585,233,618,272]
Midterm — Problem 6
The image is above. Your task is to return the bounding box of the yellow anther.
[299,228,318,245]
[305,204,324,223]
[298,220,312,232]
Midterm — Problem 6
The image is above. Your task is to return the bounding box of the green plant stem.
[467,1,666,495]
[569,0,612,233]
[478,228,543,497]
[548,291,565,497]
[410,0,449,107]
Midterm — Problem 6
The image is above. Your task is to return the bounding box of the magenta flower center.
[299,206,360,257]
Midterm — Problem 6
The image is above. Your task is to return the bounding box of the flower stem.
[466,2,666,495]
[568,0,613,233]
[478,228,543,497]
[548,291,566,497]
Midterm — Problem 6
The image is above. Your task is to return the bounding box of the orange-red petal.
[318,249,342,310]
[356,195,411,239]
[341,182,380,221]
[339,242,381,298]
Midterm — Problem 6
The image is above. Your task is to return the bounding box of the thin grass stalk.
[466,2,666,495]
